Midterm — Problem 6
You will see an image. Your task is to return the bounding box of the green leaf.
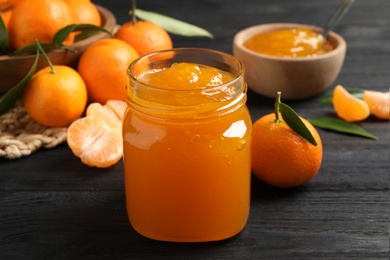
[73,24,113,42]
[308,117,378,140]
[279,102,318,146]
[0,46,40,115]
[52,24,79,45]
[53,24,114,45]
[317,87,364,104]
[0,11,9,53]
[133,9,215,39]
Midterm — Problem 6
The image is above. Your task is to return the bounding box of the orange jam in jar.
[123,48,251,242]
[244,28,334,57]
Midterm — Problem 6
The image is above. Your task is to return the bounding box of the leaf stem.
[131,0,137,26]
[274,91,282,123]
[36,40,56,74]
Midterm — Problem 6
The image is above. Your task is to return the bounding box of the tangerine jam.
[123,49,251,242]
[244,28,334,57]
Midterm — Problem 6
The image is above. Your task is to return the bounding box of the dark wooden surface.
[1,0,389,259]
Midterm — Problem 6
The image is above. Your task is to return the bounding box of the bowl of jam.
[233,23,346,99]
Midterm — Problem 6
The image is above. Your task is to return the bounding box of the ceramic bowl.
[233,23,347,100]
[0,5,116,94]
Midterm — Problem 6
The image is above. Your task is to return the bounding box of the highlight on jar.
[123,48,252,242]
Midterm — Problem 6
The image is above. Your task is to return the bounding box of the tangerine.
[64,0,101,26]
[7,0,21,7]
[363,90,390,120]
[67,116,123,168]
[77,38,139,104]
[251,113,323,188]
[7,0,74,49]
[0,0,10,10]
[332,85,370,122]
[22,65,88,127]
[115,20,173,56]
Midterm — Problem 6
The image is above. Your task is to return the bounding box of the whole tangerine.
[7,0,74,49]
[64,0,101,26]
[7,0,21,7]
[22,65,88,127]
[251,113,323,188]
[77,38,139,104]
[115,20,173,57]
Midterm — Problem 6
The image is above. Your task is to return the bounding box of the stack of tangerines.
[1,0,174,167]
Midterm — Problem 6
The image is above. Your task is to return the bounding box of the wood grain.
[1,0,389,259]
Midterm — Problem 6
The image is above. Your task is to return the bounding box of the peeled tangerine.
[363,90,390,120]
[67,100,127,168]
[332,85,370,122]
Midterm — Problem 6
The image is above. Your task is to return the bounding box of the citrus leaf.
[52,24,79,45]
[53,24,114,45]
[0,46,40,115]
[279,102,317,146]
[308,117,378,140]
[133,9,215,39]
[0,11,9,53]
[317,88,364,104]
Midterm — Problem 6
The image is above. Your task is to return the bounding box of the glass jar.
[123,48,252,242]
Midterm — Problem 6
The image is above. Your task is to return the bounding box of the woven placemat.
[0,101,68,159]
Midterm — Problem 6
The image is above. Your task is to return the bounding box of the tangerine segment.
[105,100,127,121]
[332,85,370,122]
[86,102,122,131]
[67,116,123,168]
[363,90,390,120]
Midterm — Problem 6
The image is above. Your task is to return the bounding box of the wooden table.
[1,0,389,259]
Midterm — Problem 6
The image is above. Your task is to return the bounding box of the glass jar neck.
[126,48,247,119]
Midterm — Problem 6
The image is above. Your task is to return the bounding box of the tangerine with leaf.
[115,0,172,56]
[7,0,74,50]
[22,63,88,127]
[251,92,323,188]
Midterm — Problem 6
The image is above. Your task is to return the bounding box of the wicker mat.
[0,101,68,159]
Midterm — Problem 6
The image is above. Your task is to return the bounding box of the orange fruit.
[363,90,390,120]
[64,0,101,26]
[8,0,21,7]
[0,0,10,10]
[22,65,88,127]
[115,20,173,57]
[67,116,123,168]
[77,38,139,104]
[8,0,74,49]
[251,113,323,188]
[332,85,370,122]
